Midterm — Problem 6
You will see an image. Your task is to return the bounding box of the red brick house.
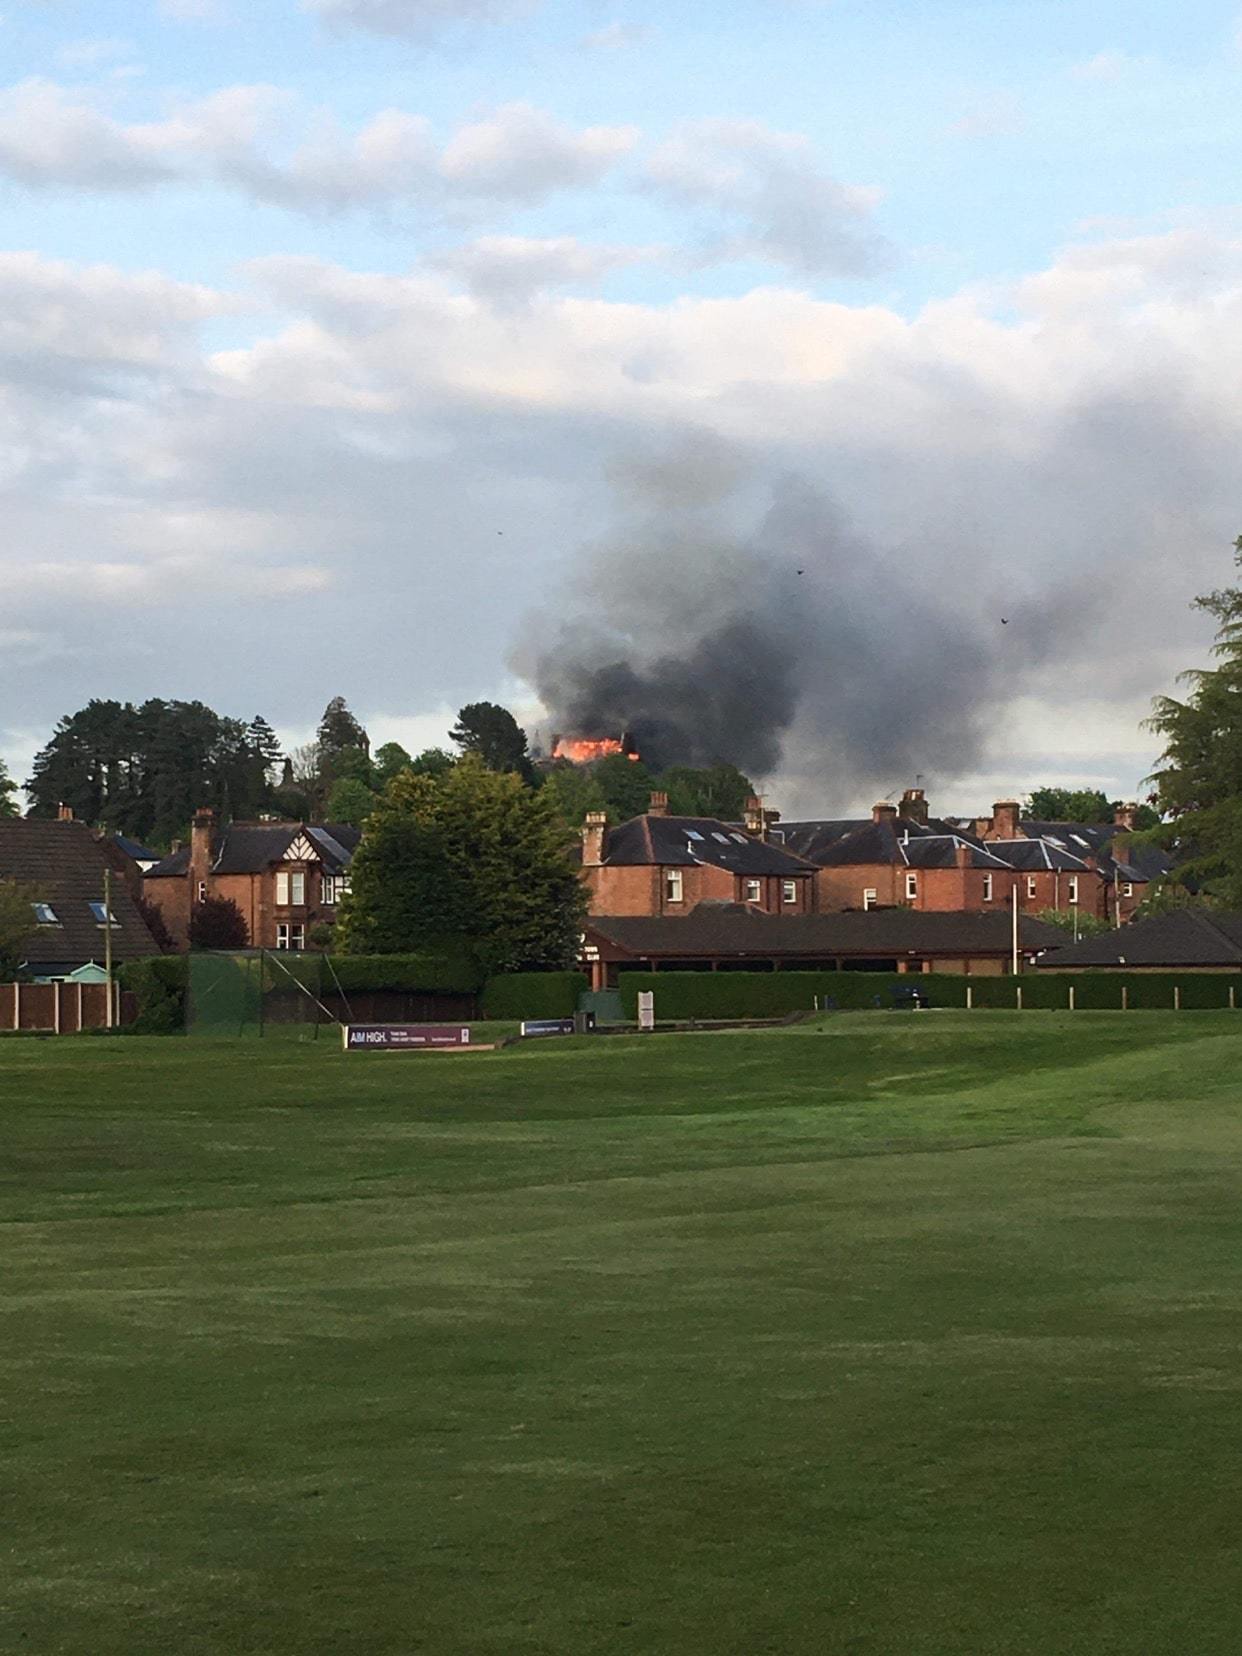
[143,809,359,951]
[580,793,818,917]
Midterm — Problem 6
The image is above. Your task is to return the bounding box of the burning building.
[549,731,641,766]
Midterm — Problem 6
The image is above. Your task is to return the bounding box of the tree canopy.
[1024,786,1158,828]
[450,702,535,780]
[0,757,18,819]
[1147,536,1242,904]
[188,895,249,951]
[337,757,583,973]
[0,880,39,977]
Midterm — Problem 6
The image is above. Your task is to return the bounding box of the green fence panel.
[186,953,263,1037]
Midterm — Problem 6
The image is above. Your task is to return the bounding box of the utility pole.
[1011,877,1020,977]
[103,863,114,1029]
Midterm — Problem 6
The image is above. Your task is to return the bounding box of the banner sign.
[637,991,655,1032]
[343,1024,471,1051]
[520,1018,576,1038]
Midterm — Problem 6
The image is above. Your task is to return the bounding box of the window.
[275,871,306,906]
[982,874,993,901]
[323,874,349,905]
[32,902,60,925]
[276,923,305,951]
[1027,877,1037,899]
[685,830,704,841]
[905,873,918,900]
[781,879,797,905]
[744,879,762,903]
[1121,882,1133,897]
[712,832,730,844]
[863,887,877,910]
[1068,876,1079,905]
[197,881,207,904]
[730,833,749,844]
[89,901,119,925]
[665,869,683,904]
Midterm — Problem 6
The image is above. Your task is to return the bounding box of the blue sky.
[2,0,1241,812]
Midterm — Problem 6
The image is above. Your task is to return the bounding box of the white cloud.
[305,0,534,37]
[425,235,658,301]
[645,118,888,276]
[0,81,635,215]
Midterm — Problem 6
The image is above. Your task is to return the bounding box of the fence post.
[1016,984,1023,1011]
[54,983,62,1035]
[11,981,18,1030]
[1174,985,1182,1012]
[1069,985,1075,1012]
[966,985,973,1011]
[1121,986,1128,1012]
[1232,986,1237,1012]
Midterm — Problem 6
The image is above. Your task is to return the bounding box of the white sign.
[638,991,655,1032]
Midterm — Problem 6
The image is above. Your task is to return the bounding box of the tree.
[1147,536,1242,905]
[1026,787,1112,823]
[539,765,608,829]
[1034,907,1113,940]
[338,757,584,973]
[0,756,19,818]
[325,777,378,826]
[0,880,40,977]
[591,754,655,821]
[409,747,456,779]
[659,763,755,820]
[449,702,535,780]
[374,742,414,786]
[317,697,369,766]
[135,894,175,952]
[189,895,249,950]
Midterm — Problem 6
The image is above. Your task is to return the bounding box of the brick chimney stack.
[190,806,215,897]
[991,799,1021,839]
[743,795,764,834]
[648,792,669,817]
[872,801,898,825]
[582,811,608,867]
[900,787,929,826]
[57,802,73,822]
[1114,801,1138,831]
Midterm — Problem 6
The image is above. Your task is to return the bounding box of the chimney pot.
[1113,800,1138,831]
[900,787,930,827]
[648,792,669,817]
[872,801,899,824]
[57,801,73,822]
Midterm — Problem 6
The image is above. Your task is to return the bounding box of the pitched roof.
[1035,909,1242,969]
[586,905,1064,959]
[1019,821,1173,884]
[600,814,816,876]
[145,820,362,879]
[0,819,157,969]
[981,838,1091,873]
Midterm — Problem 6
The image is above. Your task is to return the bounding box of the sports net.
[185,951,331,1039]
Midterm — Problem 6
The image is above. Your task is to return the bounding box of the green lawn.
[4,1013,1242,1653]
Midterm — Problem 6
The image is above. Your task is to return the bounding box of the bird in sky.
[1001,617,1009,625]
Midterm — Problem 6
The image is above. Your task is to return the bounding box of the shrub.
[118,955,188,1033]
[189,896,249,950]
[481,971,589,1020]
[326,950,483,995]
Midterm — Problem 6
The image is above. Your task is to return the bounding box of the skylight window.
[32,903,59,925]
[89,902,119,925]
[1071,835,1090,848]
[711,832,730,843]
[685,830,704,841]
[1046,836,1066,849]
[730,833,748,844]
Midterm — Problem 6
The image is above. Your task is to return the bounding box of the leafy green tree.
[1034,907,1113,940]
[325,777,378,826]
[659,763,755,820]
[317,696,369,764]
[1025,788,1112,823]
[450,702,535,780]
[0,880,41,977]
[188,895,249,950]
[338,757,583,972]
[1147,536,1242,904]
[540,765,608,829]
[0,756,19,818]
[410,747,456,778]
[374,742,414,786]
[591,754,655,821]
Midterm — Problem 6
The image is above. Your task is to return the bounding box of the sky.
[3,0,1242,816]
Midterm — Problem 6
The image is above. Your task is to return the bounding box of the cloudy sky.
[3,0,1241,816]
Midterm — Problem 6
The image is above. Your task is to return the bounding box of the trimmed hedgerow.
[325,951,483,995]
[480,972,589,1020]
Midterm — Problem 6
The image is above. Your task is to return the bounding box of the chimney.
[57,801,73,822]
[582,811,608,867]
[900,787,929,827]
[991,799,1021,840]
[872,801,898,825]
[743,795,764,835]
[190,806,215,895]
[648,791,669,817]
[1114,801,1138,831]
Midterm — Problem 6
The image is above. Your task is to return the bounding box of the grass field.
[5,1013,1242,1654]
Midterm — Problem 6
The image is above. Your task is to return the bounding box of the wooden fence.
[2,982,135,1033]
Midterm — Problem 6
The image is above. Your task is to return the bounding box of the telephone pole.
[103,863,114,1029]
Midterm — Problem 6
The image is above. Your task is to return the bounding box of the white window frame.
[665,869,683,904]
[744,878,762,903]
[863,887,877,911]
[1027,876,1037,899]
[197,881,207,904]
[905,873,918,901]
[276,923,306,952]
[1121,882,1133,897]
[276,870,306,906]
[1068,876,1079,905]
[781,879,797,905]
[32,902,60,926]
[983,874,994,902]
[275,871,288,905]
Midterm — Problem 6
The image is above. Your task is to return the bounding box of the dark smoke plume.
[519,441,1101,797]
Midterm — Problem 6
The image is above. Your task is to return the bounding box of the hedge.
[117,956,188,1033]
[480,971,589,1020]
[616,969,1242,1020]
[325,951,482,995]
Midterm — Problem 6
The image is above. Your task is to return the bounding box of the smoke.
[519,435,1103,795]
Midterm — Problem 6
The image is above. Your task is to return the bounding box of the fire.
[551,734,640,765]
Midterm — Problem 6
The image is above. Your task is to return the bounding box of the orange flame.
[552,736,640,764]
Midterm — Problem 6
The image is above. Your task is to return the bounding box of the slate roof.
[1019,821,1173,884]
[1035,909,1242,969]
[586,905,1065,959]
[981,838,1091,873]
[111,834,161,864]
[599,814,817,876]
[0,819,158,970]
[145,821,362,879]
[784,817,1013,871]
